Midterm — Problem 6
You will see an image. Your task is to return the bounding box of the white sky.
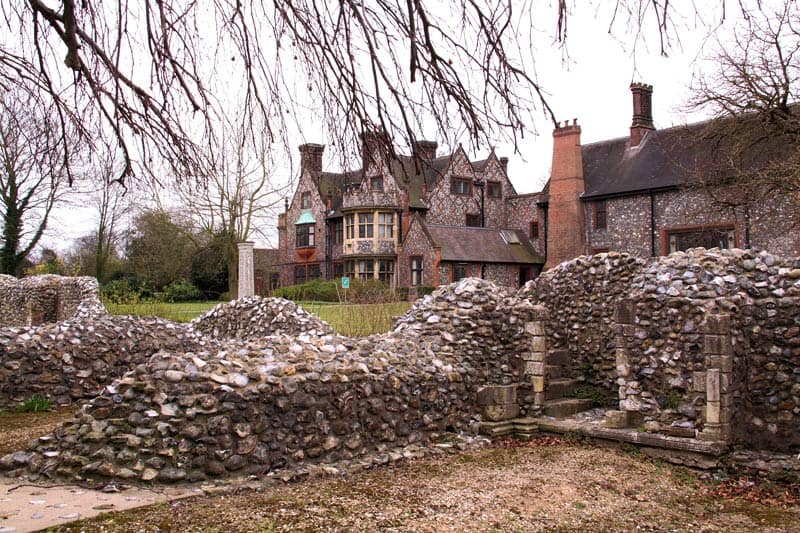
[41,2,745,251]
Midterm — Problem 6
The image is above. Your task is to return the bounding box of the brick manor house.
[255,83,799,293]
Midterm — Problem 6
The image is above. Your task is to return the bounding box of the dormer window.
[301,191,311,209]
[450,177,470,195]
[371,176,384,192]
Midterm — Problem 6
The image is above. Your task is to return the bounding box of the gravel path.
[2,412,798,532]
[48,438,800,533]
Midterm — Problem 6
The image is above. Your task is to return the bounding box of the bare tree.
[0,90,67,275]
[684,1,800,214]
[2,1,727,187]
[86,146,136,282]
[177,117,292,297]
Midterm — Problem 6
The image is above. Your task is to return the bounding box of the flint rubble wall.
[520,249,800,451]
[1,279,541,483]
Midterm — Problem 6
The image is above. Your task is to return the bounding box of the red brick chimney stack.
[361,129,388,171]
[545,119,586,269]
[630,83,654,147]
[412,140,438,162]
[299,143,325,172]
[499,156,509,174]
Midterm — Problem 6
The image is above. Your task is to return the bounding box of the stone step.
[545,378,580,400]
[543,398,595,418]
[545,365,563,379]
[548,349,572,368]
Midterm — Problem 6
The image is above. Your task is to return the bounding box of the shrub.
[417,285,436,297]
[160,279,201,302]
[101,278,146,304]
[16,395,53,413]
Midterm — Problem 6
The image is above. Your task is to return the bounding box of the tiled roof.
[581,108,798,199]
[426,225,543,264]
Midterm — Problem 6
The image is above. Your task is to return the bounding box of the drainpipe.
[744,205,752,248]
[542,204,549,259]
[474,179,486,227]
[649,191,656,257]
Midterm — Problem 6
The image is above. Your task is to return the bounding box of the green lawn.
[105,301,218,323]
[104,299,411,336]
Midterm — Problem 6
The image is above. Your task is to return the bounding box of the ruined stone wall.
[617,248,800,449]
[1,279,543,483]
[520,253,648,390]
[0,275,105,327]
[0,316,204,407]
[527,248,800,451]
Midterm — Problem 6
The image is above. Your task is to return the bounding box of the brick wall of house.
[744,190,800,258]
[397,218,438,288]
[484,263,516,288]
[586,188,800,258]
[585,195,652,257]
[506,193,545,255]
[282,169,329,285]
[425,149,515,229]
[545,123,586,268]
[481,155,517,229]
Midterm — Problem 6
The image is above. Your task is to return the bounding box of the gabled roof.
[581,107,799,200]
[426,225,543,264]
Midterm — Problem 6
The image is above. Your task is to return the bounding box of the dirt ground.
[0,407,79,456]
[2,411,799,532]
[48,438,800,533]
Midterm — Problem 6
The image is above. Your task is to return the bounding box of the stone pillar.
[521,305,548,411]
[699,314,733,443]
[477,384,519,421]
[237,241,255,299]
[606,298,636,428]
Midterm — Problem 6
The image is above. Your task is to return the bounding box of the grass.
[301,301,411,336]
[105,299,412,336]
[105,301,218,322]
[15,395,53,413]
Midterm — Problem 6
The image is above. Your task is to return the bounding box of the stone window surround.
[658,222,739,255]
[593,200,607,230]
[410,256,423,286]
[301,191,312,209]
[452,262,468,282]
[378,212,394,238]
[465,213,481,227]
[358,213,374,238]
[486,180,501,198]
[370,176,384,192]
[295,223,315,248]
[343,257,396,286]
[294,263,320,283]
[343,209,398,256]
[450,176,472,196]
[529,220,539,240]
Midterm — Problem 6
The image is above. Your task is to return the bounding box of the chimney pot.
[499,156,509,173]
[630,83,654,147]
[412,139,438,162]
[299,143,325,172]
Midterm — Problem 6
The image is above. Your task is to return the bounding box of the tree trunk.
[1,206,23,275]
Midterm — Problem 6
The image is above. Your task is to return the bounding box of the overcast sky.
[42,2,747,251]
